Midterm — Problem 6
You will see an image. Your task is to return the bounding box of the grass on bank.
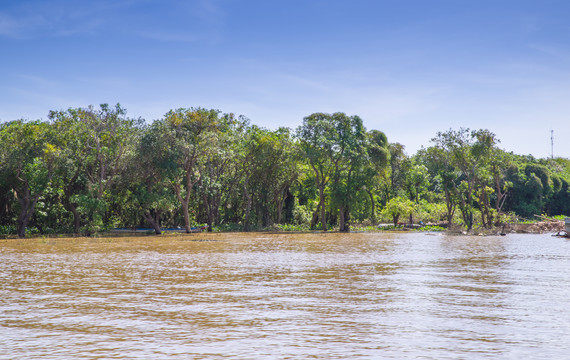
[1,211,567,238]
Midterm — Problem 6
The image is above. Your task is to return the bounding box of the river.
[1,232,569,359]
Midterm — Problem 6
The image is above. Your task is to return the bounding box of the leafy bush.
[0,225,16,235]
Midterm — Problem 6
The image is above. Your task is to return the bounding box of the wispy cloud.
[136,30,203,43]
[135,0,225,43]
[0,12,45,38]
[0,0,134,39]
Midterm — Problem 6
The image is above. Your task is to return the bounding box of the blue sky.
[1,0,569,158]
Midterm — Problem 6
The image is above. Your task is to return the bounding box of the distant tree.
[296,113,338,231]
[382,196,415,227]
[387,143,410,199]
[417,146,457,224]
[56,104,139,234]
[156,107,222,233]
[0,120,58,238]
[431,128,500,230]
[297,112,370,232]
[362,130,390,223]
[197,113,248,231]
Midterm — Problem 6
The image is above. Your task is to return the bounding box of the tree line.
[1,104,569,238]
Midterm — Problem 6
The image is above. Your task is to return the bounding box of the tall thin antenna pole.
[551,129,554,159]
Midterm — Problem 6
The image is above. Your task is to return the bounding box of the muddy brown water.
[1,232,570,359]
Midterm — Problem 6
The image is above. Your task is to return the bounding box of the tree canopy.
[1,104,568,237]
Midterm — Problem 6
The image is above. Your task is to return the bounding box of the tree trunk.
[17,208,31,239]
[339,204,350,232]
[202,194,214,232]
[243,179,252,232]
[310,202,320,229]
[318,185,327,231]
[206,209,214,232]
[339,204,345,232]
[62,178,82,234]
[276,202,283,224]
[16,194,39,239]
[70,204,81,234]
[143,212,162,234]
[182,200,191,233]
[444,187,455,224]
[173,183,193,233]
[284,190,294,223]
[392,214,399,227]
[367,189,376,223]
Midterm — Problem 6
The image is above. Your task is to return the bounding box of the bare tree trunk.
[276,201,283,224]
[17,199,31,239]
[173,175,196,234]
[143,212,162,234]
[201,192,214,232]
[339,204,345,232]
[310,202,320,229]
[16,194,40,239]
[318,185,327,231]
[70,204,81,234]
[339,204,350,232]
[243,179,252,232]
[63,188,81,234]
[181,201,191,233]
[367,189,376,223]
[444,187,455,224]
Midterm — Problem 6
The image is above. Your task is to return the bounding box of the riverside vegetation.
[1,104,569,238]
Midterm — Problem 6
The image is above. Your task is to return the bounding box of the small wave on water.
[1,232,570,359]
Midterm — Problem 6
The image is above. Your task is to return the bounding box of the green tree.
[387,143,410,199]
[121,121,178,234]
[297,112,370,231]
[417,146,457,224]
[157,107,223,233]
[329,113,369,232]
[197,113,248,231]
[296,113,338,231]
[431,128,479,230]
[0,120,58,238]
[382,196,415,227]
[54,104,139,234]
[362,130,390,223]
[245,127,300,228]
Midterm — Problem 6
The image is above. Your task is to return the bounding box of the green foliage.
[0,225,16,235]
[381,196,415,226]
[1,106,569,235]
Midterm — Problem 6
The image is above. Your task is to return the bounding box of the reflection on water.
[1,232,570,359]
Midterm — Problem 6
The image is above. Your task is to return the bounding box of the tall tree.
[197,113,248,231]
[365,130,391,222]
[328,113,368,232]
[158,107,222,233]
[387,142,410,199]
[296,113,337,231]
[431,128,477,230]
[417,146,457,224]
[51,104,139,234]
[244,126,300,228]
[0,120,58,238]
[297,112,369,232]
[431,128,500,230]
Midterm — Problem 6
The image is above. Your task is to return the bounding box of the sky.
[1,0,569,158]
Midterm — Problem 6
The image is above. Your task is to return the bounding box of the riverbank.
[1,219,566,241]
